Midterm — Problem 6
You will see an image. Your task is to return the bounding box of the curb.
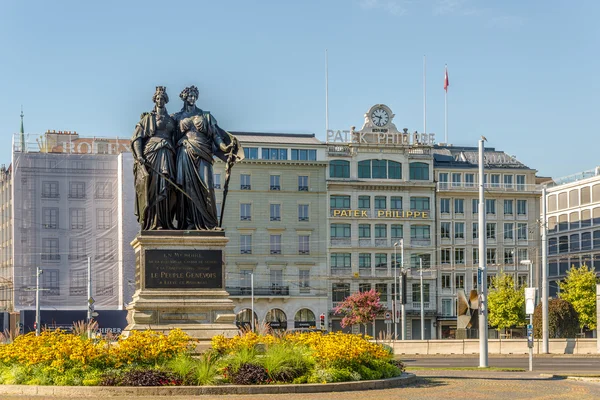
[539,373,600,382]
[0,373,416,397]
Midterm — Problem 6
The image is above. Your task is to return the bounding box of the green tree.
[559,264,598,331]
[533,298,579,338]
[487,272,526,332]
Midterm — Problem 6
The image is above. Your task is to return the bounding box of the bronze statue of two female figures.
[131,86,244,231]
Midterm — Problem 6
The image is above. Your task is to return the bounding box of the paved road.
[3,371,600,400]
[401,355,600,374]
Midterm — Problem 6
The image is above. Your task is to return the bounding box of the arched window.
[265,308,288,330]
[409,162,429,180]
[294,308,316,329]
[357,159,402,179]
[329,160,350,178]
[235,308,258,329]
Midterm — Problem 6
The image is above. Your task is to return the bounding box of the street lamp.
[419,257,424,340]
[521,259,533,372]
[394,240,406,340]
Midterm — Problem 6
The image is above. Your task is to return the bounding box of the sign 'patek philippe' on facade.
[332,209,429,219]
[326,104,436,146]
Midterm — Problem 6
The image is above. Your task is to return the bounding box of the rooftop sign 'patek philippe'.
[326,104,435,146]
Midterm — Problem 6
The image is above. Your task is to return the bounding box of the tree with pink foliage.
[333,289,383,335]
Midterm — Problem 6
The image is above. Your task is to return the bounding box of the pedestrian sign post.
[384,311,392,324]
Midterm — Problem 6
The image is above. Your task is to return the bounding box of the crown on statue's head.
[155,86,166,94]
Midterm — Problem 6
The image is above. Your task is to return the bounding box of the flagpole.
[445,64,448,144]
[423,55,427,136]
[325,49,329,134]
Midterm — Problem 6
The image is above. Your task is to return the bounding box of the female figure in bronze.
[131,86,177,230]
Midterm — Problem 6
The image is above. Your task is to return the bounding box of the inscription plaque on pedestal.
[145,249,222,289]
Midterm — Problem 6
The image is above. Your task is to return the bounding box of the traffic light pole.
[35,267,42,336]
[87,257,93,338]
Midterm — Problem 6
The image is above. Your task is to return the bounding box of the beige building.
[216,132,328,330]
[545,167,600,298]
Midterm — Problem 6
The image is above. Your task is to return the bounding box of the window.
[559,214,568,231]
[262,148,288,160]
[570,234,580,252]
[243,147,258,159]
[490,174,500,187]
[409,162,429,180]
[390,196,402,210]
[374,196,387,210]
[516,175,526,190]
[439,173,449,189]
[486,223,496,239]
[451,173,462,187]
[358,159,401,179]
[517,275,528,288]
[96,269,113,296]
[270,204,281,221]
[240,174,251,190]
[214,174,221,189]
[410,225,430,239]
[582,232,592,250]
[358,224,371,238]
[472,222,479,239]
[455,248,465,264]
[582,210,591,228]
[42,181,59,198]
[442,299,453,316]
[411,254,431,268]
[517,223,527,240]
[330,223,351,238]
[485,199,496,215]
[442,274,451,289]
[298,175,308,191]
[374,224,387,238]
[69,182,85,199]
[270,175,280,190]
[299,270,310,293]
[69,269,86,295]
[69,238,86,261]
[570,212,580,230]
[95,182,112,199]
[465,173,475,188]
[329,160,350,178]
[412,283,430,303]
[504,223,514,240]
[43,270,59,296]
[455,274,465,289]
[331,253,351,268]
[240,235,252,254]
[559,235,569,253]
[454,222,465,239]
[291,149,316,161]
[358,196,371,209]
[42,208,58,229]
[298,204,309,221]
[517,200,527,215]
[97,209,111,229]
[473,248,479,264]
[375,283,388,302]
[410,197,430,211]
[504,200,513,215]
[270,270,283,291]
[70,208,85,230]
[391,224,403,239]
[96,238,113,261]
[440,198,450,214]
[359,283,371,292]
[441,222,451,239]
[375,253,387,268]
[240,203,252,221]
[359,253,371,269]
[330,195,350,209]
[41,238,60,261]
[486,248,497,264]
[548,238,558,255]
[487,274,496,289]
[454,199,464,214]
[332,283,350,302]
[504,249,514,264]
[472,199,478,214]
[441,248,451,264]
[270,235,282,254]
[504,175,513,189]
[299,235,310,255]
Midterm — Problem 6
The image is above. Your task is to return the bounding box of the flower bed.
[0,329,403,386]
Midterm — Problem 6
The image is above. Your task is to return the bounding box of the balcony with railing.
[227,286,290,296]
[410,239,431,247]
[330,238,352,247]
[437,181,540,193]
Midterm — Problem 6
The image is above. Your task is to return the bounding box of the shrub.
[260,343,314,382]
[167,354,197,385]
[194,352,221,386]
[230,363,268,385]
[307,367,360,383]
[120,369,182,387]
[221,346,257,375]
[533,299,580,338]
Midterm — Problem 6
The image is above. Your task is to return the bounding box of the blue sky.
[0,0,598,178]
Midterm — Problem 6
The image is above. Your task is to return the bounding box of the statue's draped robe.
[131,112,177,230]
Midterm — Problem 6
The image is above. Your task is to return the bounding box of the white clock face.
[371,108,389,127]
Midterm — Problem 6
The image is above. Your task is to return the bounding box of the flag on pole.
[444,66,449,91]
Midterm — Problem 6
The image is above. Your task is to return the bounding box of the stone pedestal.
[123,231,238,340]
